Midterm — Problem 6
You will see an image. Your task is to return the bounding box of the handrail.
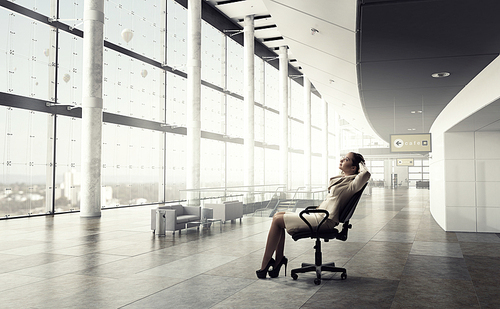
[291,186,305,200]
[179,184,285,192]
[253,186,286,216]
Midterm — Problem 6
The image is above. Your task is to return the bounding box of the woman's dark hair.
[351,152,365,174]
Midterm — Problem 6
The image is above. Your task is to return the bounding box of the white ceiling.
[208,0,378,138]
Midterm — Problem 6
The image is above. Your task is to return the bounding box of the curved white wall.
[429,55,500,232]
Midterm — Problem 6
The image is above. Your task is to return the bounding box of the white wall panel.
[445,160,475,182]
[445,181,476,207]
[476,160,500,182]
[477,207,500,232]
[430,159,446,230]
[476,182,500,207]
[475,131,500,159]
[446,206,476,232]
[445,132,475,159]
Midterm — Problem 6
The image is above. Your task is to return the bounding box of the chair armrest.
[299,208,330,236]
[164,209,177,230]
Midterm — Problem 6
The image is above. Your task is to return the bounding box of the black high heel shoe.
[256,258,275,279]
[269,256,288,278]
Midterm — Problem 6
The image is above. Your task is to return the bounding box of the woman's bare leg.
[274,226,285,264]
[260,212,286,270]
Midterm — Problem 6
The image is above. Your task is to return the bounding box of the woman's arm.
[349,162,371,192]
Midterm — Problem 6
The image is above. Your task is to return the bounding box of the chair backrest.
[338,183,368,223]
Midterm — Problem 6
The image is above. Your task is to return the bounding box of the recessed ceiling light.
[407,128,416,131]
[411,111,416,114]
[431,72,450,78]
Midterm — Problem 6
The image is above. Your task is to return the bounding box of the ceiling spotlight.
[311,28,319,35]
[431,72,450,78]
[329,79,334,84]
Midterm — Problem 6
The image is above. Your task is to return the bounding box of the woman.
[256,152,371,279]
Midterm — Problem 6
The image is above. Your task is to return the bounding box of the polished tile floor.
[1,188,499,308]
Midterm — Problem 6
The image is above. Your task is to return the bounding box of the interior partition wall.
[0,0,332,219]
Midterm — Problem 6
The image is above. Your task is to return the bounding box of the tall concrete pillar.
[279,46,288,189]
[303,76,312,195]
[321,97,328,183]
[243,15,255,198]
[80,0,104,217]
[186,0,202,205]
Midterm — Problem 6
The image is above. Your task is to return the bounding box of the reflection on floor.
[1,188,499,308]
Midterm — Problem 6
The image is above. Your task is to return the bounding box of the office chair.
[290,183,367,285]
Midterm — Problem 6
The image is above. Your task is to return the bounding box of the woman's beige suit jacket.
[284,164,371,235]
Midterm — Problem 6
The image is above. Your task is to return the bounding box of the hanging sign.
[397,158,414,166]
[390,134,431,153]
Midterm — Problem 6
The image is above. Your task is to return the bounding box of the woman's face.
[339,152,356,175]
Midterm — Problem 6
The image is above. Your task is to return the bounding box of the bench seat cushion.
[177,214,199,224]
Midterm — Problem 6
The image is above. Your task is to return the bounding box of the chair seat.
[177,215,199,224]
[291,229,340,241]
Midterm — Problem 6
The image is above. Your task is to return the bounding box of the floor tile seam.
[116,276,191,309]
[461,254,494,305]
[207,277,263,308]
[0,275,50,294]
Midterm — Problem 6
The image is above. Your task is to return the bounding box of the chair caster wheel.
[292,273,298,280]
[314,278,321,285]
[341,273,347,280]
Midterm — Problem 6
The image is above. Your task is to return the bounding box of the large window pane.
[104,0,165,61]
[265,110,279,146]
[226,96,243,138]
[264,62,279,110]
[201,85,224,134]
[57,31,83,106]
[264,148,279,185]
[102,123,163,207]
[0,10,54,101]
[290,79,303,120]
[0,107,49,217]
[166,0,187,68]
[290,152,303,190]
[166,73,186,127]
[165,133,186,201]
[226,39,243,96]
[55,115,81,212]
[200,139,224,188]
[201,21,223,87]
[290,120,303,150]
[226,143,243,187]
[103,48,165,122]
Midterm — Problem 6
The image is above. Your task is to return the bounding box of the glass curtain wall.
[0,0,335,219]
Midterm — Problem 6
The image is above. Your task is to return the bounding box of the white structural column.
[303,76,312,195]
[279,46,289,189]
[80,0,104,217]
[243,15,255,195]
[260,58,266,183]
[333,111,340,164]
[186,0,202,205]
[321,97,329,183]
